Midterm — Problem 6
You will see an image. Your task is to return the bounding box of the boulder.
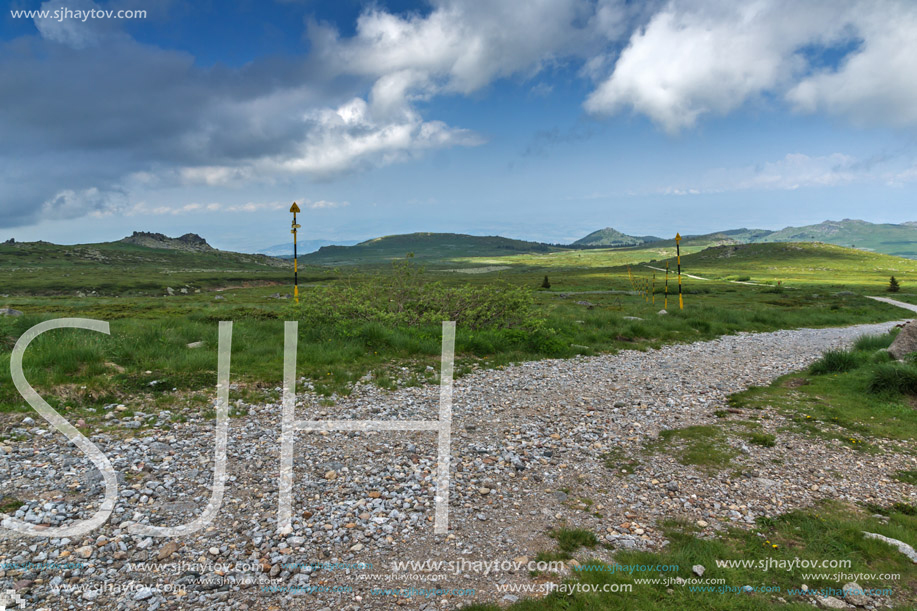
[0,307,22,317]
[842,582,868,607]
[888,321,917,360]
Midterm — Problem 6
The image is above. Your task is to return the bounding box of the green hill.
[751,219,917,258]
[0,234,289,296]
[303,232,560,265]
[574,219,917,259]
[674,242,917,285]
[572,227,660,247]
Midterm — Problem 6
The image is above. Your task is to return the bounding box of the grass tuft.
[549,528,598,553]
[868,363,917,395]
[809,349,861,375]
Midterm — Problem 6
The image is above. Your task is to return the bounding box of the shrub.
[809,350,861,375]
[292,260,545,332]
[868,363,917,395]
[888,276,901,293]
[541,275,551,289]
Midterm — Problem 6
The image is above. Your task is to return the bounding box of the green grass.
[1,242,915,420]
[868,363,917,395]
[646,426,737,471]
[746,432,776,447]
[729,331,917,444]
[464,501,917,610]
[809,349,863,374]
[549,528,598,553]
[895,470,917,485]
[0,496,24,513]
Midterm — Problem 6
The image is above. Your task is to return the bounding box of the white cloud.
[33,0,122,49]
[661,152,917,195]
[43,187,127,218]
[787,3,917,128]
[585,0,917,132]
[584,0,841,132]
[273,97,483,178]
[179,166,256,187]
[311,0,621,121]
[124,199,348,216]
[306,200,348,209]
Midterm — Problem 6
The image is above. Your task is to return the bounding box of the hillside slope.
[0,234,289,295]
[753,219,917,258]
[676,242,917,285]
[303,232,560,264]
[573,227,660,247]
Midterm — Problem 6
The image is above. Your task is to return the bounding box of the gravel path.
[867,296,917,314]
[1,317,915,610]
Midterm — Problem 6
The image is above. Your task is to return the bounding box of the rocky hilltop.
[120,231,214,252]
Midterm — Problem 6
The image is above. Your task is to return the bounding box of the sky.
[1,0,917,252]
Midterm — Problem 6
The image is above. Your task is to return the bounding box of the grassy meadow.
[1,239,915,419]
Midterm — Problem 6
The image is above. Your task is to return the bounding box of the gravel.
[0,319,914,610]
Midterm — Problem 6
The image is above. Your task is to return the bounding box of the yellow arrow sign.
[290,202,301,214]
[675,232,681,244]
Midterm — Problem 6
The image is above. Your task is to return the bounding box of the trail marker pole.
[652,273,656,306]
[676,233,683,310]
[290,202,301,304]
[665,262,669,310]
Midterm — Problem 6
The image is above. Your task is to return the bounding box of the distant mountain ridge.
[574,219,917,259]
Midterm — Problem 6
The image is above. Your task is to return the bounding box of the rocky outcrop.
[120,231,214,252]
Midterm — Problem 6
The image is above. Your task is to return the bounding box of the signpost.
[675,233,683,310]
[290,202,301,304]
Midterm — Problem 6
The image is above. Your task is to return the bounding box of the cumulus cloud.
[42,187,128,218]
[787,3,917,127]
[584,0,917,132]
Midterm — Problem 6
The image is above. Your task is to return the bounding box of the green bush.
[291,260,544,331]
[809,349,862,375]
[868,363,917,395]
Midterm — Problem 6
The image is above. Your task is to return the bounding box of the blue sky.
[2,0,916,252]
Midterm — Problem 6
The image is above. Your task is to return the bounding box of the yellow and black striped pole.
[652,272,656,306]
[664,262,669,310]
[675,232,683,310]
[290,202,301,304]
